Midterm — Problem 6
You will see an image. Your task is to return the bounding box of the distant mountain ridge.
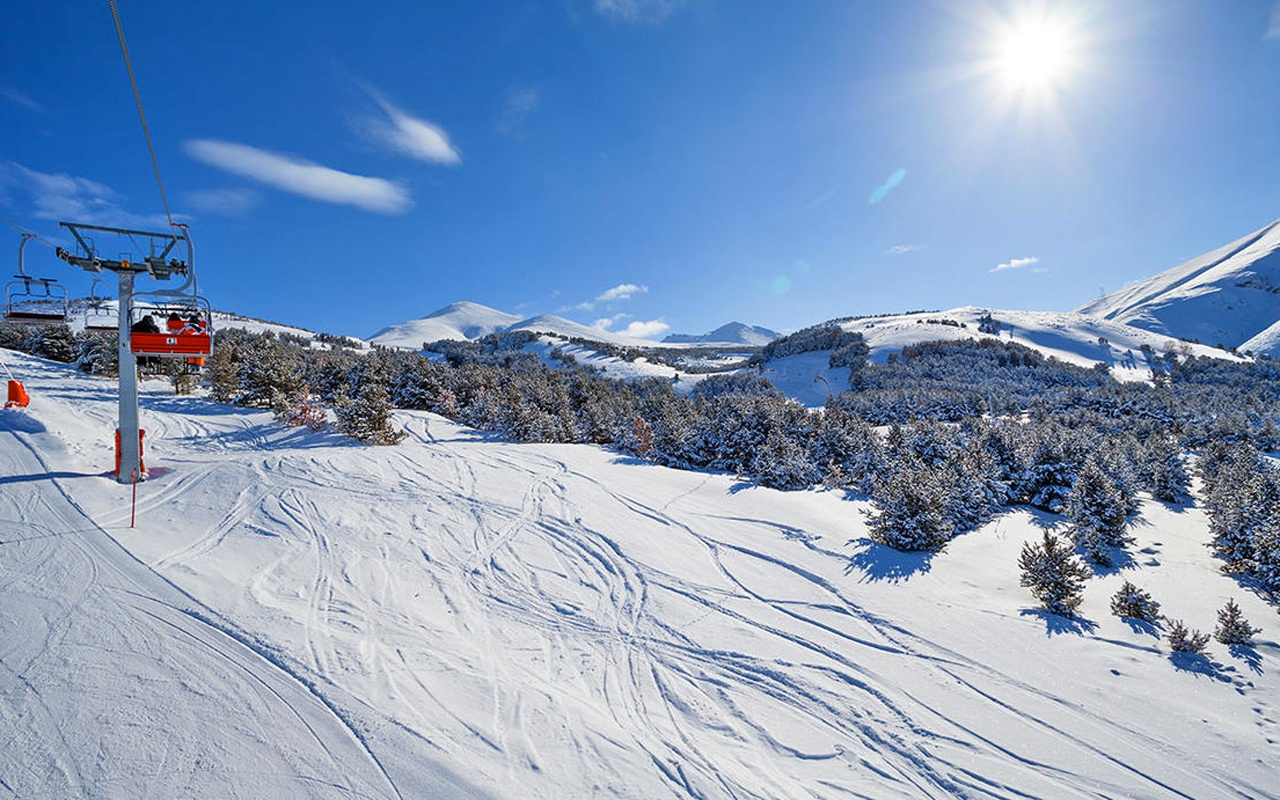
[663,322,780,346]
[1077,217,1280,352]
[369,301,521,349]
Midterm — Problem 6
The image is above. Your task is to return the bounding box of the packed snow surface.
[1077,217,1280,350]
[2,348,1278,799]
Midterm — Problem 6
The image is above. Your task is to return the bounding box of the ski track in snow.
[3,356,1278,799]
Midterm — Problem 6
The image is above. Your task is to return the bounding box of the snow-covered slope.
[508,313,666,348]
[764,306,1246,405]
[369,301,521,348]
[1077,217,1280,348]
[664,321,780,347]
[3,348,1277,799]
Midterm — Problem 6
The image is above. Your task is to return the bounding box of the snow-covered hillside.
[369,301,521,348]
[2,348,1277,799]
[1077,217,1280,351]
[763,306,1246,406]
[664,321,781,347]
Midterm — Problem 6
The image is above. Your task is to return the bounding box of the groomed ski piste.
[2,347,1277,799]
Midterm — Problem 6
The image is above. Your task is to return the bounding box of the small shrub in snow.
[1213,599,1261,646]
[1166,619,1211,654]
[1110,581,1161,622]
[1018,532,1090,617]
[276,385,327,431]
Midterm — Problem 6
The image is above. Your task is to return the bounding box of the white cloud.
[597,283,647,302]
[887,244,924,256]
[591,312,667,339]
[621,319,669,339]
[990,256,1040,273]
[361,85,461,165]
[1269,3,1280,39]
[184,139,412,214]
[2,88,42,112]
[183,187,259,217]
[577,283,648,311]
[593,314,628,330]
[2,162,171,229]
[498,86,541,135]
[594,0,685,24]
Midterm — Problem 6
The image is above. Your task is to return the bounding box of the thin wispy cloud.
[184,139,412,214]
[990,256,1040,273]
[2,162,170,229]
[594,0,686,24]
[361,84,461,165]
[577,283,648,311]
[2,88,42,112]
[887,244,924,256]
[183,187,260,217]
[498,86,541,135]
[1269,3,1280,39]
[597,283,647,302]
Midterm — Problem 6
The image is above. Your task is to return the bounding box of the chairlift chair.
[6,234,69,324]
[82,278,118,333]
[129,293,213,357]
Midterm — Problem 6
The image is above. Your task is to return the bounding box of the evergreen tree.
[1109,581,1161,622]
[1213,598,1261,646]
[1143,435,1189,502]
[1018,531,1090,617]
[336,380,406,445]
[1065,459,1132,566]
[36,324,77,363]
[1166,619,1211,654]
[865,458,954,551]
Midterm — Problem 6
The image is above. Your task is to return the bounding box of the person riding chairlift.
[166,312,184,333]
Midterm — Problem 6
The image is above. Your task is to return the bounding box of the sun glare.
[994,17,1075,92]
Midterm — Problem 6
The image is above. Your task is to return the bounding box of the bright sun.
[994,17,1074,92]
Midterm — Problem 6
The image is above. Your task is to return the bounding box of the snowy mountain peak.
[1077,217,1280,350]
[663,322,781,346]
[369,301,521,348]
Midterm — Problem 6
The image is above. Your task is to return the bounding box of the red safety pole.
[130,468,138,528]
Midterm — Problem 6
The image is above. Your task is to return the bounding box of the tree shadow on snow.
[1228,644,1264,676]
[1078,546,1138,577]
[844,538,936,584]
[1019,608,1099,637]
[1168,651,1231,680]
[1120,617,1163,638]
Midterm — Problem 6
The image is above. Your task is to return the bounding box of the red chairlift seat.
[130,329,212,357]
[129,295,213,358]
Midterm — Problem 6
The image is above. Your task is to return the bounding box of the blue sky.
[2,1,1279,340]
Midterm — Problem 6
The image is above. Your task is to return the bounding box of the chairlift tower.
[56,221,202,484]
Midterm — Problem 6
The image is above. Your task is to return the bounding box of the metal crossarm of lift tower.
[54,222,187,280]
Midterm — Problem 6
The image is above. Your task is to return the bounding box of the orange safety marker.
[5,379,29,408]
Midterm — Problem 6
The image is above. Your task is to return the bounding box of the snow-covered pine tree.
[1018,531,1090,617]
[1143,435,1189,502]
[1065,459,1132,566]
[36,324,77,363]
[1166,619,1211,653]
[1213,598,1261,646]
[1109,580,1161,622]
[336,379,406,445]
[866,458,954,551]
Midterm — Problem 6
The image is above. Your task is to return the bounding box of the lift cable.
[0,216,59,249]
[108,0,174,229]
